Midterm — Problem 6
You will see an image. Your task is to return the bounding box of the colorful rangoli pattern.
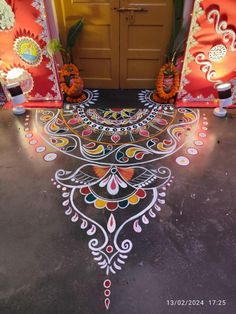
[23,90,209,310]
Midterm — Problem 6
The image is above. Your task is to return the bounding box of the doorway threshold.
[92,89,144,108]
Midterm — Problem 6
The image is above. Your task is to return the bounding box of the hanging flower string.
[59,63,84,103]
[153,62,180,104]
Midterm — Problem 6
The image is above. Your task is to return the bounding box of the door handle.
[114,7,148,12]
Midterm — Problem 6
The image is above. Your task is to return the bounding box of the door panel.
[54,0,120,88]
[54,0,173,89]
[119,0,173,88]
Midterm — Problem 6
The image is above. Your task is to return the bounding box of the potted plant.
[47,18,85,103]
[153,0,186,104]
[154,60,180,104]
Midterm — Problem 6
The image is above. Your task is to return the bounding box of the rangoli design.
[23,90,209,310]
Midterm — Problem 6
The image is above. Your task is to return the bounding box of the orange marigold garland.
[152,93,175,104]
[59,63,84,103]
[154,63,180,103]
[66,93,86,103]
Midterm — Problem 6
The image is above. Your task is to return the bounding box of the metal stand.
[213,107,227,118]
[12,106,26,115]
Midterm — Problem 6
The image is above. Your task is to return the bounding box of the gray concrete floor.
[0,102,236,314]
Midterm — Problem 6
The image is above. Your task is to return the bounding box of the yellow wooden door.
[54,0,120,88]
[119,0,173,88]
[54,0,173,89]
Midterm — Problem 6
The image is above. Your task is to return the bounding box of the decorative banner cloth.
[177,0,236,107]
[0,0,62,107]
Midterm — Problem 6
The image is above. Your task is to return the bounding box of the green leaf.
[46,39,65,56]
[64,75,71,86]
[172,24,188,56]
[66,17,84,50]
[166,0,185,62]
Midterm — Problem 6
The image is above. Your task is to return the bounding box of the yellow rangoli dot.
[128,195,139,205]
[95,199,107,209]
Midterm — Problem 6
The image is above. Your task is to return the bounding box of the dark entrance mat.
[92,89,143,108]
